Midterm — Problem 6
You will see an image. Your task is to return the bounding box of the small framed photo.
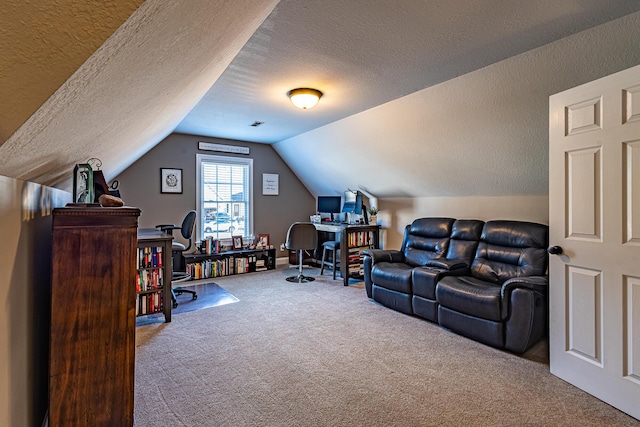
[232,235,243,250]
[161,168,182,194]
[257,234,270,248]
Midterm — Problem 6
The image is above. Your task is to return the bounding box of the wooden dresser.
[49,206,140,426]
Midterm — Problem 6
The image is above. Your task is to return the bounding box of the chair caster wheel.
[172,301,179,309]
[193,295,198,300]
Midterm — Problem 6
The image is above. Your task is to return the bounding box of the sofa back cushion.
[446,219,484,264]
[402,218,455,267]
[471,220,549,284]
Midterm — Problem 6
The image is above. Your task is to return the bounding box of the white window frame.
[196,154,254,243]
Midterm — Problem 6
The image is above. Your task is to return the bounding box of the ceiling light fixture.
[287,88,323,109]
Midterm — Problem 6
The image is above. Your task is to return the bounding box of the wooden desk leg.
[341,233,349,286]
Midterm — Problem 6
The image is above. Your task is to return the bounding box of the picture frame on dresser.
[257,234,270,248]
[232,235,243,250]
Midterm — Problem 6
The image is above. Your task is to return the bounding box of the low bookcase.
[184,247,276,280]
[343,227,379,284]
[313,223,380,286]
[136,228,172,322]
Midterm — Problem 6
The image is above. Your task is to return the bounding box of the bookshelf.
[340,225,380,285]
[183,247,276,280]
[50,206,140,427]
[137,229,173,322]
[313,223,380,285]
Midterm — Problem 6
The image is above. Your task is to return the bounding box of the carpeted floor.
[134,266,639,426]
[135,282,238,326]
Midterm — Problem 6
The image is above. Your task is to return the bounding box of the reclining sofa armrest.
[362,249,404,264]
[424,258,468,271]
[500,275,549,319]
[363,249,404,298]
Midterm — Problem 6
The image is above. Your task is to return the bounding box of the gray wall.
[0,175,70,427]
[115,133,315,255]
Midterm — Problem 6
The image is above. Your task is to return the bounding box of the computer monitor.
[342,191,363,214]
[317,196,341,214]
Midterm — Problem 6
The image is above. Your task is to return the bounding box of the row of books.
[136,269,163,292]
[200,237,221,255]
[136,292,163,316]
[347,247,371,277]
[138,246,163,268]
[186,254,260,279]
[347,231,376,248]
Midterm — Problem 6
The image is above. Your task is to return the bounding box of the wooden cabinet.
[49,206,140,427]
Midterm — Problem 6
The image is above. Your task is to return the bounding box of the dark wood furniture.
[183,247,276,279]
[313,223,380,285]
[137,228,173,322]
[49,206,140,427]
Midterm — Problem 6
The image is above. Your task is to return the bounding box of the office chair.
[285,222,318,283]
[156,210,198,308]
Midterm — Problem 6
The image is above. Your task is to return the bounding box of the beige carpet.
[134,267,639,426]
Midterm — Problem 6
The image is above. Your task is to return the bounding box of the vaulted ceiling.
[1,0,640,195]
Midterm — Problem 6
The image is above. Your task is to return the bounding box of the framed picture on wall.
[257,234,270,248]
[232,235,243,250]
[161,168,182,194]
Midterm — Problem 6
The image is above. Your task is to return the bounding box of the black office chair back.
[285,222,318,283]
[179,210,197,251]
[286,222,317,251]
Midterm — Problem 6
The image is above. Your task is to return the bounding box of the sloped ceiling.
[1,0,640,195]
[0,0,279,189]
[176,0,640,144]
[0,0,145,142]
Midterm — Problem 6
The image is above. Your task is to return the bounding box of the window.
[196,154,253,242]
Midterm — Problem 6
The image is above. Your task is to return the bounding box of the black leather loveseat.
[363,218,548,354]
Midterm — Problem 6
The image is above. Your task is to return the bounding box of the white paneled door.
[549,64,640,420]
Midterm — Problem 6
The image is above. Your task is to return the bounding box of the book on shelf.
[185,251,272,279]
[201,237,221,255]
[136,267,163,292]
[138,246,163,268]
[347,230,376,248]
[255,258,267,271]
[136,291,163,316]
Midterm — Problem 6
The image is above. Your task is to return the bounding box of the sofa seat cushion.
[412,266,441,300]
[436,276,502,321]
[371,262,413,294]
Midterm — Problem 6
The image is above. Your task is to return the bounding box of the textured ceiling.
[1,0,640,195]
[0,0,144,143]
[175,0,640,143]
[0,0,279,188]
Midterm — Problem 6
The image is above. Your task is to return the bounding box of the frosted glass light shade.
[287,88,323,109]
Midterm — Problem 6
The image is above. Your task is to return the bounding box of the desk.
[313,222,380,285]
[137,228,173,322]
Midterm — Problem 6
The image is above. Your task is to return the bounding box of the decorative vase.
[369,215,377,225]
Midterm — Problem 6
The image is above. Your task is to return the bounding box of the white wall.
[377,195,548,249]
[0,176,70,427]
[274,12,640,195]
[273,12,640,248]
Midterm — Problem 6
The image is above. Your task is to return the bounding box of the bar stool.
[320,240,340,280]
